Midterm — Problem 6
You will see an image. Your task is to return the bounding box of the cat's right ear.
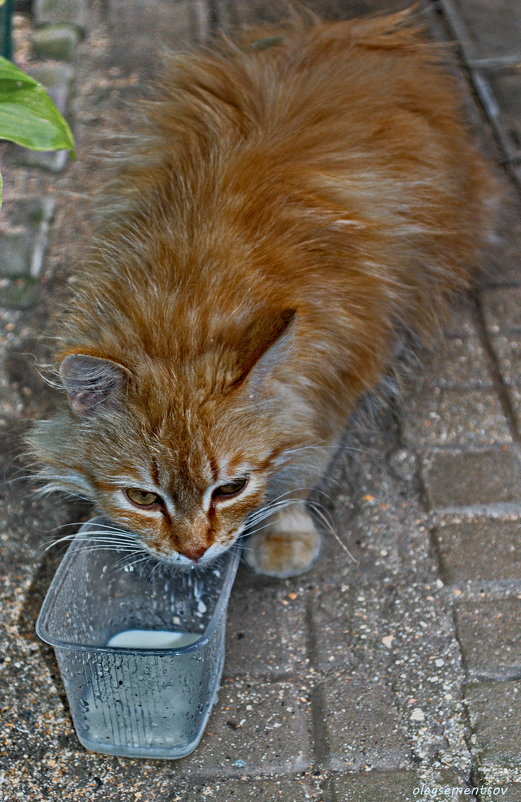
[59,353,131,416]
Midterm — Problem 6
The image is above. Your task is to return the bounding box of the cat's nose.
[181,546,207,562]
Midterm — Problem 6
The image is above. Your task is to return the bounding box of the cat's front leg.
[244,446,333,577]
[245,505,321,578]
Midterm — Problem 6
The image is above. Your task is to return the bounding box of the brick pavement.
[1,1,520,800]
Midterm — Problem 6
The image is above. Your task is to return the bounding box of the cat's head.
[30,308,320,567]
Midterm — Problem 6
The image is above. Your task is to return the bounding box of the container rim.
[35,517,241,655]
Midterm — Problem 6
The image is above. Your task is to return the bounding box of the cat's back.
[68,9,498,372]
[137,9,468,183]
[115,7,493,263]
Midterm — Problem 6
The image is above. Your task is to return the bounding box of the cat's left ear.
[59,353,131,416]
[239,308,297,395]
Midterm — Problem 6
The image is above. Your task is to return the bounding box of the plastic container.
[36,517,241,759]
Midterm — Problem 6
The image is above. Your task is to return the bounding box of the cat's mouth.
[98,518,243,571]
[143,536,240,571]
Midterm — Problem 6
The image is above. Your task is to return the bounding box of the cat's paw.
[245,506,321,578]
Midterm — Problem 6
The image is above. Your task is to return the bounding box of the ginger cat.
[29,9,499,577]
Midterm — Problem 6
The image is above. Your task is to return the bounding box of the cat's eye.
[125,487,162,507]
[212,477,249,500]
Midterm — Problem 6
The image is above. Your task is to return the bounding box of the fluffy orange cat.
[30,8,499,577]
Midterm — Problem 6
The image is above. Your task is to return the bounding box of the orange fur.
[29,9,500,573]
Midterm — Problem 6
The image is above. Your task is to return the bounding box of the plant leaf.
[0,56,40,91]
[0,56,74,153]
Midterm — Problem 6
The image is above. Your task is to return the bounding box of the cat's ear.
[239,308,296,394]
[59,353,131,416]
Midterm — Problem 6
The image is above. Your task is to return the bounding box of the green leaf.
[0,56,74,154]
[0,96,75,151]
[0,56,40,90]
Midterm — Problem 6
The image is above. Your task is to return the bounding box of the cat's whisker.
[243,518,280,537]
[247,485,331,521]
[34,370,62,391]
[63,545,143,553]
[3,454,55,484]
[143,557,161,578]
[111,551,152,572]
[307,501,357,563]
[78,543,142,553]
[245,500,298,525]
[45,541,142,553]
[151,558,167,580]
[70,527,135,537]
[263,486,317,506]
[44,530,141,550]
[74,534,141,545]
[46,520,129,533]
[247,497,299,518]
[123,555,156,579]
[74,535,140,544]
[43,534,82,549]
[71,540,142,548]
[77,535,138,543]
[283,443,379,458]
[5,474,43,487]
[282,444,325,455]
[73,526,135,535]
[88,533,136,540]
[236,542,255,556]
[245,492,357,563]
[246,498,306,527]
[278,485,335,502]
[34,484,92,502]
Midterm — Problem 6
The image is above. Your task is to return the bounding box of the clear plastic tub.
[36,518,241,759]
